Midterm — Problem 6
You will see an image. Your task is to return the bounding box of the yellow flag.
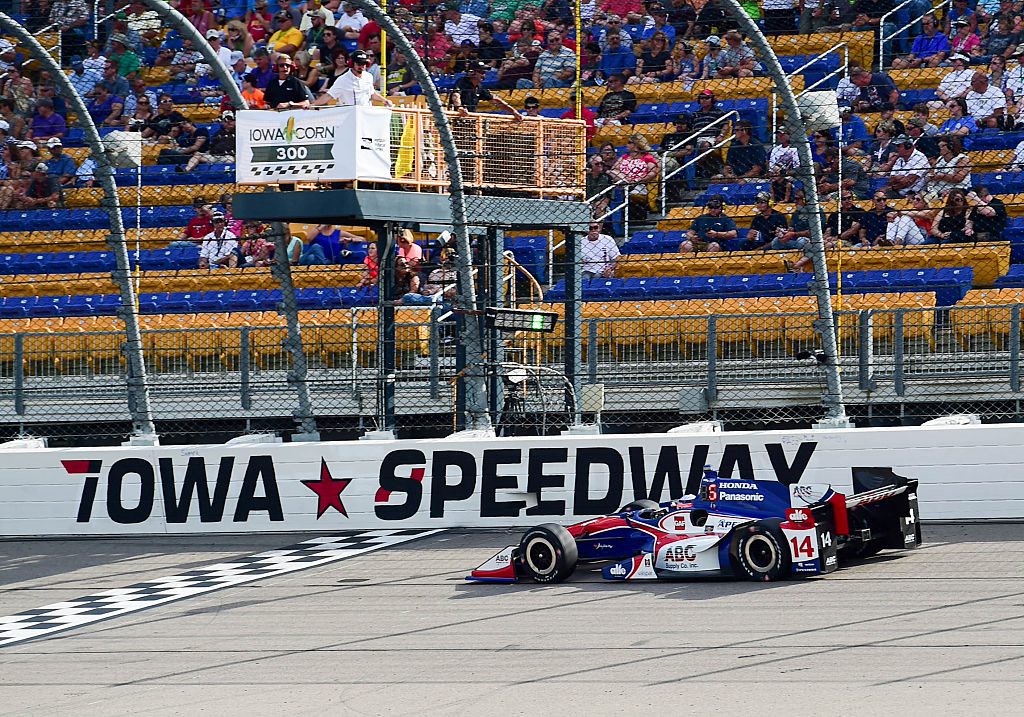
[394,115,416,178]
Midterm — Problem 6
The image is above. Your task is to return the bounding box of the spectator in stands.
[986,16,1019,58]
[303,11,329,58]
[159,118,209,169]
[692,89,726,140]
[835,66,861,108]
[833,109,866,157]
[905,192,937,236]
[199,212,240,269]
[891,14,949,69]
[607,133,659,220]
[949,17,981,57]
[911,103,940,136]
[722,120,767,182]
[186,0,218,36]
[599,31,636,80]
[141,95,185,141]
[698,35,725,79]
[581,221,621,279]
[744,191,788,250]
[185,111,237,173]
[594,73,637,126]
[443,60,510,114]
[775,188,821,252]
[242,74,268,109]
[123,76,158,120]
[967,71,1008,129]
[397,229,424,268]
[68,55,97,98]
[876,102,906,137]
[671,40,699,81]
[43,138,76,188]
[477,22,507,67]
[934,53,973,107]
[970,186,1008,241]
[496,36,539,89]
[905,117,939,159]
[824,193,866,248]
[355,243,379,289]
[205,28,233,71]
[393,257,420,301]
[851,67,898,113]
[886,135,930,198]
[818,148,870,200]
[518,31,575,88]
[238,229,275,268]
[402,249,459,306]
[587,154,613,215]
[940,97,977,136]
[48,0,89,58]
[630,31,674,84]
[680,194,733,253]
[269,12,305,57]
[304,224,361,263]
[107,33,140,79]
[660,114,697,202]
[858,192,893,246]
[16,162,61,209]
[248,11,271,46]
[0,65,34,118]
[762,0,796,35]
[292,51,321,93]
[248,46,278,86]
[302,0,335,31]
[866,121,897,174]
[522,96,542,117]
[127,1,161,44]
[286,232,326,265]
[879,208,926,246]
[86,84,124,127]
[226,21,255,58]
[178,201,215,245]
[0,103,21,144]
[264,58,312,109]
[946,3,978,40]
[597,15,634,51]
[928,188,975,243]
[169,38,205,82]
[927,135,971,199]
[28,99,65,144]
[716,30,758,78]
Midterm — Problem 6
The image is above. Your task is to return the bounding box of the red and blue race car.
[468,468,921,584]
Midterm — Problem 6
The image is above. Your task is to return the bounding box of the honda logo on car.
[713,481,765,502]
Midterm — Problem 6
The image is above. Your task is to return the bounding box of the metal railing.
[659,110,740,215]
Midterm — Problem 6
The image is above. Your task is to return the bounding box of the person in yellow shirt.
[268,12,304,56]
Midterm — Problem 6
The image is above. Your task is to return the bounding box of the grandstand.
[1,1,1024,441]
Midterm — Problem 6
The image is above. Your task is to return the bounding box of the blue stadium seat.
[296,288,342,309]
[192,291,233,312]
[620,277,655,298]
[160,292,198,313]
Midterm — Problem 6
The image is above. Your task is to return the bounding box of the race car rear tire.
[518,523,578,584]
[731,519,790,582]
[619,499,660,512]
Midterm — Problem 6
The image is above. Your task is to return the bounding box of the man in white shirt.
[313,50,393,106]
[934,54,974,106]
[199,212,238,269]
[1005,45,1024,104]
[581,222,620,280]
[444,6,481,46]
[883,210,926,246]
[300,0,335,31]
[205,28,233,69]
[965,71,1007,128]
[336,1,367,40]
[886,136,931,197]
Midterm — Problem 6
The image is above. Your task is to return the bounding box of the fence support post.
[1011,305,1020,393]
[564,229,583,427]
[719,0,849,428]
[0,13,157,443]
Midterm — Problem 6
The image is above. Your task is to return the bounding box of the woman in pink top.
[951,19,981,56]
[397,229,423,268]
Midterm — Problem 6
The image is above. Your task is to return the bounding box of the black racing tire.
[619,499,660,513]
[517,523,578,584]
[731,519,790,582]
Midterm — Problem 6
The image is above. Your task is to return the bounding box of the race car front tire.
[518,524,578,584]
[731,519,790,582]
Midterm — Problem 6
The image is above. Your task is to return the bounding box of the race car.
[468,467,921,584]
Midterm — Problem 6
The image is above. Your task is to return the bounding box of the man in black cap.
[314,50,392,105]
[680,194,734,253]
[448,60,520,116]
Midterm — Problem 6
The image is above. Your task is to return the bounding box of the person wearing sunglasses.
[263,58,311,109]
[314,50,393,106]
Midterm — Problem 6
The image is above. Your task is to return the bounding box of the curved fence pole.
[0,13,158,441]
[138,0,249,110]
[718,2,849,426]
[351,0,491,432]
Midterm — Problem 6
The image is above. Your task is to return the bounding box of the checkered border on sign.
[0,528,440,648]
[249,163,337,176]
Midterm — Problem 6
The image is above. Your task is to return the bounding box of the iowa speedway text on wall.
[1,424,1022,536]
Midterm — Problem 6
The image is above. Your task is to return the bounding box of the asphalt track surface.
[2,524,1023,716]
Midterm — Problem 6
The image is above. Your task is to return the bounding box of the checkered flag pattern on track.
[0,528,440,648]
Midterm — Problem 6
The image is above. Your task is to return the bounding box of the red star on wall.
[302,459,352,518]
